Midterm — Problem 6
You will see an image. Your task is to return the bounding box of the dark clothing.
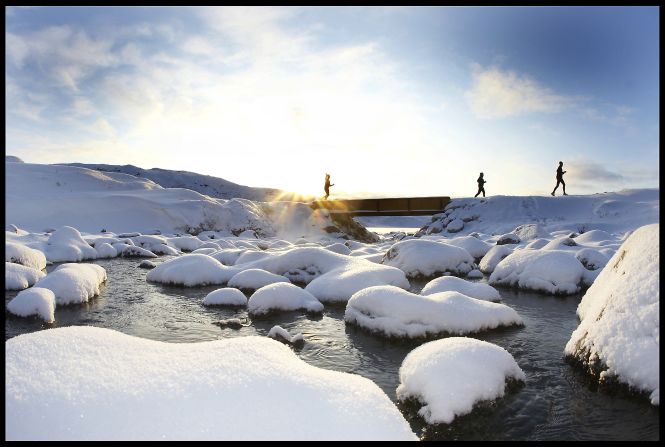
[475,176,486,198]
[552,165,567,195]
[324,177,334,200]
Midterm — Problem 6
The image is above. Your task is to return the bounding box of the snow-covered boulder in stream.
[344,286,522,338]
[420,276,501,302]
[381,239,476,278]
[6,287,56,323]
[489,250,588,295]
[5,262,46,290]
[248,283,324,316]
[564,224,659,405]
[6,242,47,270]
[146,254,235,286]
[33,263,107,305]
[6,326,417,440]
[397,337,525,424]
[44,226,98,262]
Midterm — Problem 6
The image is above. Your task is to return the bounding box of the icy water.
[5,257,659,441]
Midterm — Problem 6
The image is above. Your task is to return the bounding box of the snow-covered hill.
[5,161,372,241]
[64,162,292,202]
[415,191,659,238]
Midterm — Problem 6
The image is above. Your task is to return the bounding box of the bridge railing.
[310,196,451,216]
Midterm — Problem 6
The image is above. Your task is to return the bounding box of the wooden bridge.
[310,196,451,216]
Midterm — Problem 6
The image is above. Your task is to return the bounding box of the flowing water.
[5,256,659,441]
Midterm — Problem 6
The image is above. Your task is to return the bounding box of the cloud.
[466,65,579,119]
[565,161,624,186]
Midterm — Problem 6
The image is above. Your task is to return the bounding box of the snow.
[421,276,501,302]
[95,242,118,258]
[114,243,157,258]
[202,288,248,306]
[6,326,417,440]
[146,254,236,286]
[45,226,98,262]
[6,287,56,323]
[446,235,492,259]
[479,245,514,274]
[575,248,611,271]
[6,155,24,163]
[166,235,204,252]
[139,260,156,269]
[248,283,324,315]
[5,162,365,242]
[33,263,107,305]
[227,268,290,291]
[130,235,180,256]
[5,262,46,290]
[417,190,659,238]
[489,250,588,295]
[304,262,410,304]
[382,239,476,277]
[268,325,304,345]
[344,286,522,338]
[397,337,525,424]
[6,241,47,270]
[565,224,659,405]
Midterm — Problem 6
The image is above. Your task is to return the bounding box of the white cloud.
[466,65,578,119]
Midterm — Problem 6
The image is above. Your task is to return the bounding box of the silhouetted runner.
[324,174,334,200]
[474,172,486,197]
[551,161,568,196]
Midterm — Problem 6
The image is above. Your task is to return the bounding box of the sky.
[5,6,660,198]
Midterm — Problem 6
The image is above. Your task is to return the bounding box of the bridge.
[310,196,451,216]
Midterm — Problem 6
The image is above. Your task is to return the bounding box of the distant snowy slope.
[65,162,287,201]
[417,191,659,238]
[5,162,363,240]
[6,155,24,163]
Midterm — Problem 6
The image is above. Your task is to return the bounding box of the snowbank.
[146,254,235,287]
[6,287,56,323]
[248,283,324,315]
[6,327,417,440]
[5,262,46,290]
[6,241,47,270]
[397,337,525,424]
[489,250,588,295]
[420,276,501,302]
[203,288,248,306]
[344,286,522,338]
[382,239,476,278]
[33,263,107,305]
[564,224,659,405]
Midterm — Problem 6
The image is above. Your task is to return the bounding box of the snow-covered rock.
[6,242,47,270]
[496,233,520,245]
[203,288,248,306]
[138,260,156,269]
[33,263,107,305]
[248,283,324,315]
[479,245,513,274]
[397,337,525,424]
[167,235,204,252]
[382,239,476,278]
[227,269,290,291]
[489,250,588,295]
[6,287,56,323]
[5,262,46,290]
[114,243,157,258]
[575,248,611,271]
[420,276,501,302]
[94,242,118,259]
[6,326,417,440]
[304,263,410,304]
[564,224,659,405]
[446,236,492,259]
[344,286,522,338]
[146,254,235,287]
[268,325,304,345]
[44,226,98,262]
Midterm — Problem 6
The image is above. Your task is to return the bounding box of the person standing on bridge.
[551,161,568,196]
[324,173,334,200]
[474,172,486,198]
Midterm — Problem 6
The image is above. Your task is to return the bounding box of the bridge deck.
[310,196,451,216]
